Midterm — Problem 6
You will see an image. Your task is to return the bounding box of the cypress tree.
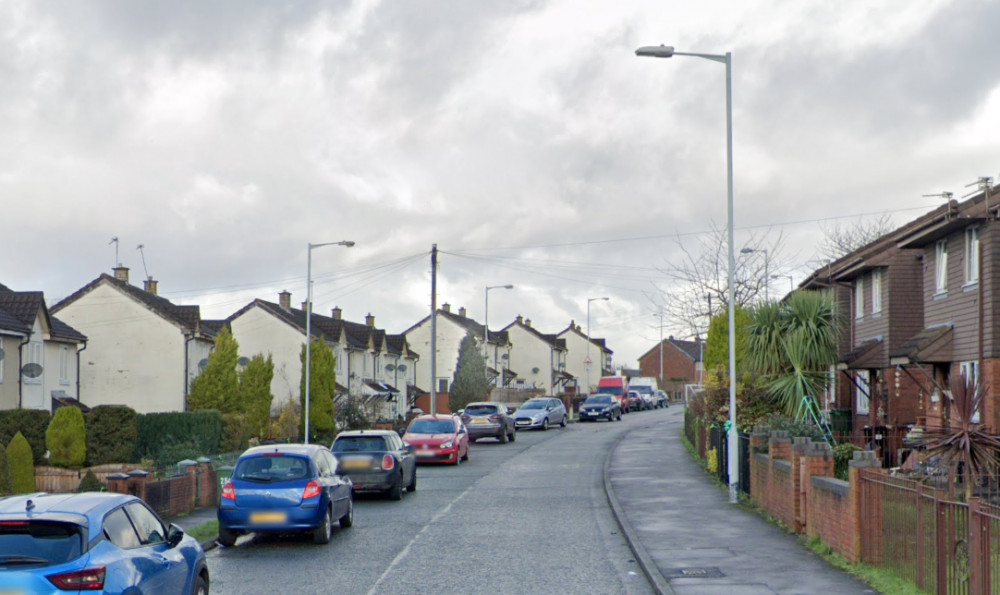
[7,432,35,494]
[46,406,87,468]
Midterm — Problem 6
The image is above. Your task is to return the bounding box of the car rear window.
[465,405,497,415]
[0,521,83,567]
[407,419,455,434]
[333,436,388,452]
[233,454,311,482]
[584,396,613,405]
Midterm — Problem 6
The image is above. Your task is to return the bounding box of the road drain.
[661,567,724,579]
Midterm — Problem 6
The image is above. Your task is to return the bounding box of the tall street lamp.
[772,274,794,294]
[304,240,355,444]
[653,310,665,388]
[636,43,739,504]
[741,247,769,301]
[586,296,609,394]
[484,284,514,383]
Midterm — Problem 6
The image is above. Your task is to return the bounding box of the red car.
[402,414,470,465]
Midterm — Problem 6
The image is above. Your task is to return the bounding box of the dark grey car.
[461,402,516,443]
[331,430,417,500]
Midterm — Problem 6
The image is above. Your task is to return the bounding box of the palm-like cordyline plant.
[744,290,840,417]
[914,375,1000,502]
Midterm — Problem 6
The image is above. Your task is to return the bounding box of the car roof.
[411,413,458,420]
[335,429,396,438]
[238,443,327,458]
[0,492,140,541]
[465,402,499,407]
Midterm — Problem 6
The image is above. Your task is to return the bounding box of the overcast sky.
[3,0,1000,367]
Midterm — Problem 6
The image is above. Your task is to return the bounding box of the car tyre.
[339,496,354,528]
[499,429,509,444]
[313,506,333,544]
[388,473,404,501]
[560,415,567,428]
[407,469,417,492]
[461,446,469,462]
[541,418,549,431]
[217,526,237,548]
[617,410,623,421]
[192,574,209,595]
[509,428,516,442]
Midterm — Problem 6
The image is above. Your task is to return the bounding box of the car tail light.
[48,567,105,590]
[303,480,322,499]
[461,415,470,422]
[221,481,236,501]
[381,454,395,470]
[488,414,500,421]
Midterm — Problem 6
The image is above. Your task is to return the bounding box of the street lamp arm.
[636,45,727,63]
[310,240,355,249]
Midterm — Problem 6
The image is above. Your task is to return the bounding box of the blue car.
[218,443,353,547]
[0,491,209,594]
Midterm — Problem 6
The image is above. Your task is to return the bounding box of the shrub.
[85,406,139,465]
[0,445,11,496]
[46,407,87,468]
[76,470,103,493]
[0,409,51,465]
[135,410,223,465]
[7,432,35,494]
[221,413,252,453]
[269,401,300,443]
[764,413,826,441]
[706,447,718,474]
[833,443,863,480]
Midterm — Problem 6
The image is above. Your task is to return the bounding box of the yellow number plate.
[472,419,489,424]
[250,512,287,524]
[342,459,370,470]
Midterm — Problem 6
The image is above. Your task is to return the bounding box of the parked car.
[218,443,354,547]
[626,390,645,412]
[402,414,470,465]
[653,390,669,408]
[597,376,630,413]
[578,394,622,422]
[331,429,417,500]
[0,492,209,593]
[512,397,567,430]
[461,402,516,443]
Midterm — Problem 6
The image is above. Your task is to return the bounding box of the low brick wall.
[106,462,218,520]
[808,476,854,561]
[35,464,151,493]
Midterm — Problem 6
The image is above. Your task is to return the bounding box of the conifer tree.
[450,333,493,412]
[299,339,337,443]
[7,432,35,494]
[189,326,240,412]
[0,446,12,496]
[46,406,87,468]
[240,354,274,439]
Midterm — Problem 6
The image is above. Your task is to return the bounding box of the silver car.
[513,398,567,431]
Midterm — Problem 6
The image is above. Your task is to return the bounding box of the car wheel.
[313,506,332,544]
[560,415,567,428]
[617,411,623,421]
[339,496,354,528]
[541,418,549,431]
[509,428,516,442]
[217,526,237,548]
[461,446,469,461]
[388,473,404,501]
[407,469,417,492]
[499,429,509,444]
[192,574,209,595]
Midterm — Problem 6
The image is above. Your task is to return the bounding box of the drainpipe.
[17,335,29,409]
[76,341,88,406]
[185,333,195,411]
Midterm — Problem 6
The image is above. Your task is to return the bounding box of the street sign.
[583,356,592,366]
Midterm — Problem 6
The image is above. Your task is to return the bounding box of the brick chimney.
[365,313,375,328]
[442,303,451,314]
[458,307,466,317]
[525,318,531,327]
[143,277,158,295]
[301,301,309,312]
[332,306,342,320]
[516,315,523,324]
[279,290,291,310]
[113,265,129,282]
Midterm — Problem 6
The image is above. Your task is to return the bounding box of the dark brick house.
[637,337,704,402]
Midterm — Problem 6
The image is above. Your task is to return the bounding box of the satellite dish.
[198,358,209,371]
[21,363,43,379]
[397,364,407,372]
[532,367,540,374]
[385,364,396,372]
[501,354,509,360]
[238,357,250,367]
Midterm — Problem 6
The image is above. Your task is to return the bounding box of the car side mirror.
[406,444,415,454]
[167,524,184,548]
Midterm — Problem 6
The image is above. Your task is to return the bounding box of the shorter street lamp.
[741,247,768,302]
[586,297,609,394]
[484,284,514,383]
[772,274,794,294]
[304,240,355,444]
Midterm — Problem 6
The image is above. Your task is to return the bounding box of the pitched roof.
[638,338,703,363]
[0,288,86,342]
[500,319,564,350]
[404,309,509,345]
[557,322,612,354]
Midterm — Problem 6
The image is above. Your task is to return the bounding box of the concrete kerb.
[603,431,675,595]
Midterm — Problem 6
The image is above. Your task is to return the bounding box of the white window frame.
[24,341,43,385]
[871,269,882,315]
[856,369,870,415]
[59,345,71,385]
[935,240,948,294]
[965,226,980,285]
[960,360,980,423]
[855,277,864,320]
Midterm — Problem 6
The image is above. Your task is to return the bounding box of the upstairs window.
[960,360,980,423]
[854,277,864,320]
[871,269,883,315]
[856,369,870,415]
[935,240,948,294]
[965,226,980,285]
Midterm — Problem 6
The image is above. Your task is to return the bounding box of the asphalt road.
[206,414,656,595]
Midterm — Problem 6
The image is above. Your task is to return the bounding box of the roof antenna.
[136,244,150,280]
[922,192,954,221]
[109,237,119,267]
[963,177,994,218]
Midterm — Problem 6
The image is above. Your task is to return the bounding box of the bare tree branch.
[818,213,895,261]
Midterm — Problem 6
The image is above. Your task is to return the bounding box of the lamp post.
[652,310,665,388]
[484,284,514,383]
[637,43,739,504]
[586,297,609,394]
[772,274,794,294]
[741,247,768,301]
[304,240,355,444]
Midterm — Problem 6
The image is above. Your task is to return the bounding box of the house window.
[24,342,43,384]
[854,278,864,320]
[59,346,70,385]
[437,378,449,393]
[965,226,980,285]
[935,240,948,294]
[856,370,870,415]
[960,360,980,423]
[871,269,882,315]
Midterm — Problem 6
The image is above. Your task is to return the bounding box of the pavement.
[605,408,879,595]
[168,407,881,594]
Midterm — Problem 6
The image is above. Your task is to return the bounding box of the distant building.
[637,337,704,401]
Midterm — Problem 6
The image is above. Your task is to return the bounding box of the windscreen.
[519,401,545,410]
[333,437,388,452]
[407,419,456,434]
[584,396,613,405]
[595,386,623,396]
[233,454,311,482]
[464,405,497,416]
[0,520,83,567]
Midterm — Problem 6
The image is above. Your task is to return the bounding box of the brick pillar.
[791,437,812,533]
[800,441,834,534]
[127,470,149,501]
[848,451,881,564]
[197,461,217,507]
[749,428,769,504]
[769,431,791,460]
[106,473,130,495]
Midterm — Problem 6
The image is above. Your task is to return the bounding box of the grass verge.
[184,520,219,543]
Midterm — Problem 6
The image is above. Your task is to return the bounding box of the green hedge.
[135,410,223,466]
[0,409,51,465]
[85,406,139,465]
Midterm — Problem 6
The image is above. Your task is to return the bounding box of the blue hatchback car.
[0,491,209,594]
[218,443,353,546]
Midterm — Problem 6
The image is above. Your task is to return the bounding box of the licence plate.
[341,458,370,470]
[250,511,287,524]
[416,450,435,457]
[472,419,489,424]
